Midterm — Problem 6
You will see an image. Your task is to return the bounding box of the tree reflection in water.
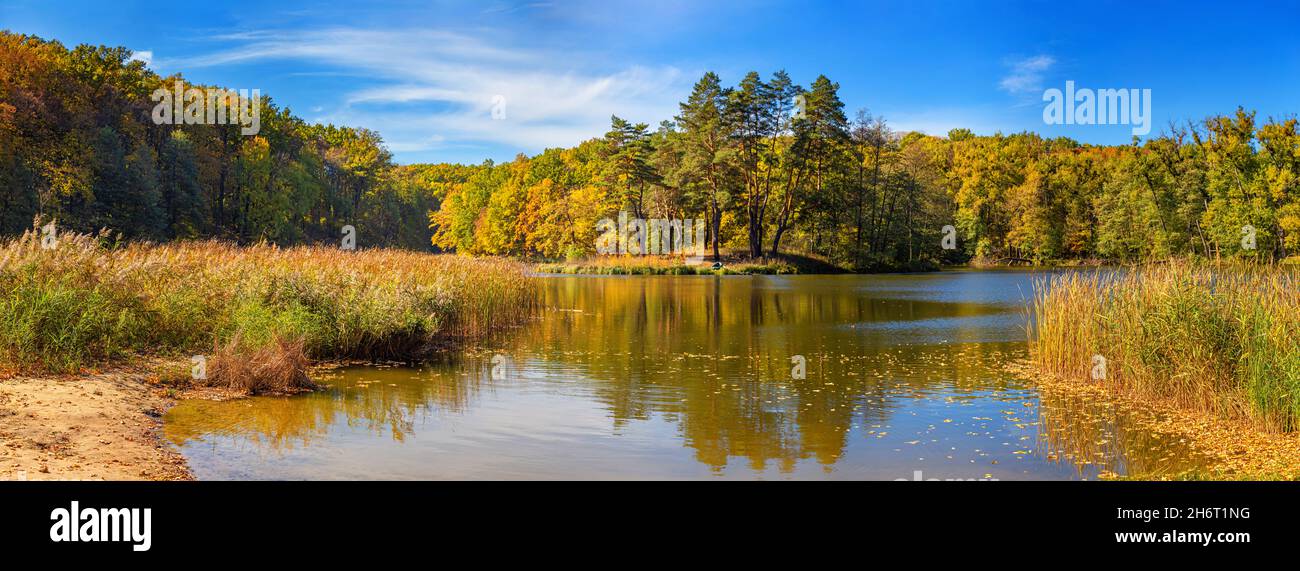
[165,274,1211,479]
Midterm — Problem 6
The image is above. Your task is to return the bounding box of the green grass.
[0,229,536,376]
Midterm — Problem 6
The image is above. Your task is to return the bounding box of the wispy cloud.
[130,50,153,67]
[481,2,555,15]
[886,104,1017,138]
[998,54,1054,95]
[161,27,688,158]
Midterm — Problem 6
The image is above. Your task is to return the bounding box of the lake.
[164,271,1208,480]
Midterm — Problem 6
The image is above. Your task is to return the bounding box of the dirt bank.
[0,367,192,481]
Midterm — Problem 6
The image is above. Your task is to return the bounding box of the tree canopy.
[4,32,1297,266]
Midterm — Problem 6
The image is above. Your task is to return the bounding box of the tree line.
[4,32,1298,266]
[0,32,434,249]
[433,72,1300,267]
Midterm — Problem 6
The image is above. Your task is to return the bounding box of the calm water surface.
[164,271,1206,479]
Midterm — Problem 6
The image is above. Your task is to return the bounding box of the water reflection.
[166,363,479,450]
[165,272,1211,480]
[1035,387,1213,479]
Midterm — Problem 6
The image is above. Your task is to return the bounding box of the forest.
[0,32,435,250]
[3,32,1299,269]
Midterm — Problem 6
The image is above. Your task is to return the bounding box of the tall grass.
[1031,261,1300,431]
[0,228,536,385]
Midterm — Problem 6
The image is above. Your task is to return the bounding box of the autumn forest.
[3,32,1298,269]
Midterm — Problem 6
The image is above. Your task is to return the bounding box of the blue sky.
[3,0,1298,164]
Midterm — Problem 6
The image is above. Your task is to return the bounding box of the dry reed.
[1031,260,1300,431]
[0,227,536,391]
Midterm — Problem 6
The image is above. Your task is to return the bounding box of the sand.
[0,368,191,481]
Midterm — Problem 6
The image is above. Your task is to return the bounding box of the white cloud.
[164,27,689,157]
[130,50,153,67]
[999,54,1054,94]
[886,105,1015,138]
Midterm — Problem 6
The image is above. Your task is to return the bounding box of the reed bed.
[0,228,536,390]
[1031,261,1300,431]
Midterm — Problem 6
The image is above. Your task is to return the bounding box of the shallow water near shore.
[164,271,1212,480]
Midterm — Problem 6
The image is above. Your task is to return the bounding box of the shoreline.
[0,364,193,481]
[0,358,361,482]
[534,255,1297,277]
[6,357,1298,481]
[1012,362,1300,481]
[531,256,1147,276]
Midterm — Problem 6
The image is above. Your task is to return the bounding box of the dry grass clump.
[207,336,316,395]
[1031,260,1300,431]
[0,225,536,391]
